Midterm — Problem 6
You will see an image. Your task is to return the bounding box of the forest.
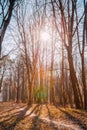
[0,0,87,130]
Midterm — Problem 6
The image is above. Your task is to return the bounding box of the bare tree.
[0,0,21,56]
[50,0,83,109]
[75,1,87,110]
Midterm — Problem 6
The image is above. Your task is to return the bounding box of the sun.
[40,31,50,42]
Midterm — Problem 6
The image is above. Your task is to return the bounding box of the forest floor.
[0,102,87,130]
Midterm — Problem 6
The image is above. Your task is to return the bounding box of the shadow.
[45,104,59,130]
[29,104,42,130]
[72,109,87,118]
[24,104,40,119]
[58,108,87,130]
[0,105,31,130]
[34,104,42,116]
[0,105,26,119]
[46,104,53,120]
[0,104,43,130]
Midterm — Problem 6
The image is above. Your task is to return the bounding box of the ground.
[0,102,87,130]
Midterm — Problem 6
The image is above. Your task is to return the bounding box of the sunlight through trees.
[0,0,87,111]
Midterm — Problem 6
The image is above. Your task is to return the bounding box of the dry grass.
[0,102,87,130]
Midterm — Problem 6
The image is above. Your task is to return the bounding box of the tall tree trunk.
[16,65,20,103]
[81,55,87,110]
[67,48,82,109]
[81,1,87,110]
[50,24,54,104]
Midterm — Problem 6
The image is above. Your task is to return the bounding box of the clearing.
[0,102,87,130]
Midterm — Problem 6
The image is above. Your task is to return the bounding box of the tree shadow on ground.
[29,104,42,130]
[0,104,39,130]
[58,108,87,130]
[0,105,26,119]
[45,104,60,130]
[71,109,87,118]
[46,104,53,119]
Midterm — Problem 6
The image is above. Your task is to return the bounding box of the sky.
[0,0,10,30]
[0,0,87,60]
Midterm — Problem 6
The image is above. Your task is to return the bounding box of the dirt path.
[0,103,87,130]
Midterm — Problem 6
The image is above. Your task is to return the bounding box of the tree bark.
[67,47,82,109]
[0,0,15,56]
